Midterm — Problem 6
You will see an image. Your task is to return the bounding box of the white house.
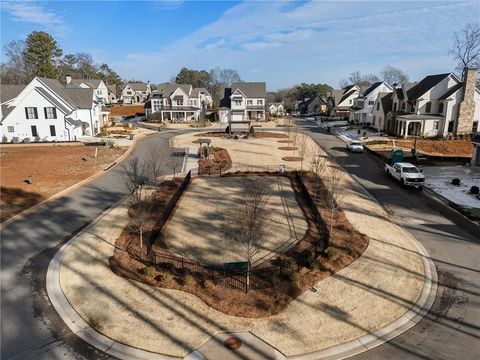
[349,82,393,124]
[145,83,212,122]
[327,85,361,118]
[385,69,480,138]
[0,77,107,142]
[121,82,152,104]
[268,102,285,116]
[107,84,117,103]
[223,82,267,122]
[65,76,110,104]
[371,92,393,131]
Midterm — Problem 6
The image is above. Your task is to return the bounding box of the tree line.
[1,31,123,87]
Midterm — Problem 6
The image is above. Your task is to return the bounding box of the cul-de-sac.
[1,1,479,360]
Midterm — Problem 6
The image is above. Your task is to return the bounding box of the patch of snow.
[423,166,480,208]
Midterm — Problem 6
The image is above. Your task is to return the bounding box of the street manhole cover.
[224,336,242,350]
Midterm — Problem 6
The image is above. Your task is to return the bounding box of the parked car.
[347,140,364,152]
[385,162,425,189]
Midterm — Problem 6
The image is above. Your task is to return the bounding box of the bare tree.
[362,73,380,83]
[349,71,362,85]
[128,187,154,250]
[297,135,308,170]
[449,23,480,72]
[120,157,148,203]
[323,159,344,239]
[170,150,180,179]
[339,78,349,89]
[310,147,326,198]
[227,177,273,290]
[1,40,26,84]
[380,65,409,86]
[145,145,165,187]
[291,127,299,157]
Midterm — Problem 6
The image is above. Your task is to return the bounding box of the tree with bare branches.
[322,159,344,239]
[227,177,273,291]
[449,23,480,72]
[290,127,299,157]
[170,150,180,179]
[145,145,165,187]
[128,187,154,250]
[297,135,308,170]
[310,147,326,198]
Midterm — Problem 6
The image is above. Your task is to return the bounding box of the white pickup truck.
[385,162,425,188]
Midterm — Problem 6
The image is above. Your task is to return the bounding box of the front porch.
[394,114,443,138]
[160,109,199,123]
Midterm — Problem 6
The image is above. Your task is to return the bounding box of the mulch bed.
[110,171,369,318]
[252,132,288,139]
[194,132,228,138]
[282,156,302,161]
[277,140,293,143]
[198,147,232,175]
[278,146,297,151]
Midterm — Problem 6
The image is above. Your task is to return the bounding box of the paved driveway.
[295,118,480,360]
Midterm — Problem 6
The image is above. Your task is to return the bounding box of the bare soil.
[282,156,302,162]
[194,132,228,138]
[110,105,145,119]
[366,138,473,157]
[277,140,293,143]
[0,144,126,222]
[111,171,369,318]
[278,147,297,151]
[198,147,233,175]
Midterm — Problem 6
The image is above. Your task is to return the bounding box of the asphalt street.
[1,124,479,360]
[296,118,480,360]
[0,131,186,360]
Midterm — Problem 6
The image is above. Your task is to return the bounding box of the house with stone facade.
[0,77,107,142]
[384,68,480,138]
[144,83,212,122]
[121,82,152,104]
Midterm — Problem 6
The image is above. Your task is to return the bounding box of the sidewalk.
[47,132,436,360]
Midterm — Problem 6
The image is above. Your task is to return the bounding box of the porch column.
[403,121,409,138]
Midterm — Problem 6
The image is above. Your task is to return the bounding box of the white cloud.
[110,0,480,89]
[1,1,70,36]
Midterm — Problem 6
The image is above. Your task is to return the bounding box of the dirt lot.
[0,144,126,222]
[366,138,473,157]
[109,104,145,119]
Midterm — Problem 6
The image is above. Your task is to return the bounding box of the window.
[473,121,478,133]
[448,121,454,132]
[393,103,397,111]
[44,107,57,119]
[191,99,197,106]
[401,102,406,110]
[434,121,439,130]
[31,125,38,137]
[377,102,380,111]
[425,102,432,113]
[438,102,444,114]
[50,125,56,136]
[126,91,133,95]
[25,107,38,119]
[369,101,374,105]
[349,99,352,104]
[176,100,183,106]
[247,100,253,105]
[96,90,102,95]
[7,126,14,133]
[257,100,263,105]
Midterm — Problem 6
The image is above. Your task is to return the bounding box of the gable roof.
[363,82,385,97]
[38,77,94,109]
[339,89,357,105]
[107,84,116,94]
[35,87,71,114]
[155,83,192,97]
[342,85,355,94]
[395,88,404,100]
[191,87,211,97]
[127,82,149,91]
[380,92,393,116]
[439,82,463,100]
[231,82,266,98]
[71,78,103,88]
[1,85,27,103]
[406,73,450,100]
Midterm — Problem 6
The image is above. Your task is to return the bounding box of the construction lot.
[164,176,308,265]
[0,144,126,222]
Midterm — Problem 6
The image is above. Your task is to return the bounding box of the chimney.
[66,75,72,84]
[456,67,478,135]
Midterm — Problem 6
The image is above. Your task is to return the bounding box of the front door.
[31,125,38,137]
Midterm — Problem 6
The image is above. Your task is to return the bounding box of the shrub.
[12,137,19,144]
[451,178,461,186]
[163,262,175,271]
[141,266,156,278]
[470,186,479,195]
[326,248,338,259]
[34,136,41,142]
[183,273,195,287]
[203,279,215,289]
[300,249,312,261]
[23,137,31,144]
[309,259,320,270]
[288,258,297,270]
[289,271,300,284]
[160,272,173,284]
[2,135,7,143]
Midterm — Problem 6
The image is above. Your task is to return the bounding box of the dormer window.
[438,102,444,114]
[401,102,406,110]
[425,102,431,113]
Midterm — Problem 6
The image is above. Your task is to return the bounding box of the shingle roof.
[380,92,393,116]
[339,89,357,105]
[342,85,355,94]
[155,83,192,97]
[63,88,94,108]
[363,82,384,97]
[35,87,71,114]
[38,77,78,108]
[406,73,450,100]
[395,88,404,100]
[107,84,116,93]
[191,87,211,97]
[0,85,27,103]
[439,82,463,100]
[231,82,266,98]
[71,78,103,88]
[127,82,149,91]
[471,134,480,144]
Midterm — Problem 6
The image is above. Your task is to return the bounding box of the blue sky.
[1,1,480,90]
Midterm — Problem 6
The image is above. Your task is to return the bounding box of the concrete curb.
[47,130,438,360]
[46,200,181,360]
[0,135,142,231]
